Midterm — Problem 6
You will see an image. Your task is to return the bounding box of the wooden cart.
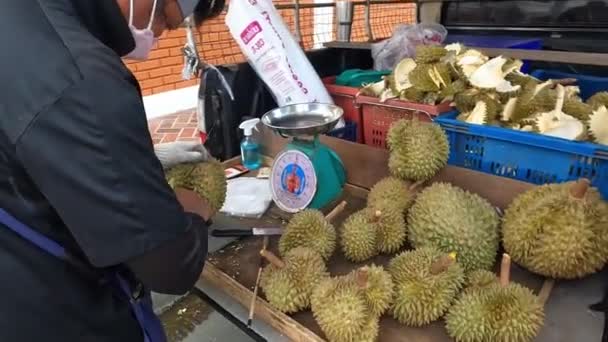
[195,126,606,341]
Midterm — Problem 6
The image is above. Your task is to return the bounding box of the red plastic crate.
[322,77,363,143]
[356,95,453,149]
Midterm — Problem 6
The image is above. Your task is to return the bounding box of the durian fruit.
[358,79,386,97]
[511,80,556,123]
[279,209,336,260]
[371,202,407,254]
[445,254,544,342]
[468,56,521,93]
[439,79,467,102]
[563,97,593,121]
[502,178,608,279]
[534,85,586,141]
[165,160,227,214]
[389,247,465,326]
[390,58,417,93]
[455,49,489,78]
[387,119,449,182]
[341,208,379,262]
[358,315,380,342]
[367,177,415,213]
[588,91,608,110]
[415,45,448,64]
[311,275,371,342]
[408,182,500,273]
[410,64,440,92]
[347,265,394,317]
[464,269,498,294]
[588,105,608,145]
[260,247,328,313]
[400,87,426,103]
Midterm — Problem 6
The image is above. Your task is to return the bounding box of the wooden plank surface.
[323,41,608,66]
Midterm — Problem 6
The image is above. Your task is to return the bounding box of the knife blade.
[211,227,283,237]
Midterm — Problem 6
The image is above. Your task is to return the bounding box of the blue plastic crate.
[531,69,608,100]
[444,34,543,73]
[435,111,608,198]
[327,121,357,142]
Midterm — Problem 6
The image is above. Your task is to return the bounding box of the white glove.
[154,141,210,169]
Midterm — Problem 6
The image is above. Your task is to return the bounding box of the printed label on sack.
[240,22,262,45]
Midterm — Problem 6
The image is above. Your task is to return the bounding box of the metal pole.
[293,0,303,45]
[364,0,374,42]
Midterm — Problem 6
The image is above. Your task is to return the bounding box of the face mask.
[124,0,159,60]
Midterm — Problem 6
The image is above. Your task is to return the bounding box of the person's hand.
[174,188,213,221]
[154,141,210,169]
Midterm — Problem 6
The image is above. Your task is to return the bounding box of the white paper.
[220,178,273,218]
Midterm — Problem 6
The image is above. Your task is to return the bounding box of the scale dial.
[270,149,317,213]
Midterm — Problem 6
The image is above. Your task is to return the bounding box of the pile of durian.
[253,117,608,342]
[360,43,608,144]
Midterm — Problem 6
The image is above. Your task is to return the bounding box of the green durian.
[389,247,464,326]
[260,247,328,313]
[165,160,227,214]
[341,209,378,262]
[502,179,608,279]
[368,202,407,254]
[387,119,449,182]
[400,87,426,103]
[588,91,608,110]
[464,270,497,294]
[563,98,593,121]
[415,45,448,64]
[279,210,336,260]
[347,265,394,317]
[367,177,414,212]
[358,315,380,342]
[408,183,500,273]
[311,277,369,342]
[410,64,440,92]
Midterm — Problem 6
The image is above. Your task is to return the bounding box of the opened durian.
[588,91,608,110]
[367,177,415,213]
[468,56,521,93]
[260,247,328,313]
[415,45,448,64]
[279,209,336,260]
[389,247,465,326]
[408,182,500,273]
[410,63,452,92]
[589,105,608,145]
[563,97,593,121]
[390,58,417,93]
[534,85,586,140]
[341,208,379,262]
[165,160,227,214]
[400,87,426,103]
[358,79,386,97]
[311,275,371,342]
[455,49,489,79]
[445,254,544,342]
[387,119,449,182]
[503,178,608,279]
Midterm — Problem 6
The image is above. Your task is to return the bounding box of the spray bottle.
[239,118,261,170]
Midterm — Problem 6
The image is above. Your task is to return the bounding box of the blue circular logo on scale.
[280,163,307,196]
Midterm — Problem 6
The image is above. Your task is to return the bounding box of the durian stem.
[499,253,511,287]
[430,254,456,275]
[355,268,369,288]
[409,180,425,191]
[325,201,347,222]
[570,178,591,199]
[260,250,286,269]
[538,279,555,305]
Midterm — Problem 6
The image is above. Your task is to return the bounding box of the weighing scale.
[261,103,346,213]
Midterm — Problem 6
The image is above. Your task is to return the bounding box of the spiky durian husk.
[454,89,481,113]
[389,247,465,326]
[587,92,608,110]
[502,181,608,279]
[166,160,227,214]
[408,183,500,273]
[311,278,369,342]
[387,119,449,182]
[589,106,608,144]
[422,92,441,105]
[279,210,336,260]
[440,79,467,102]
[410,64,440,92]
[512,86,556,123]
[563,98,593,121]
[505,73,539,88]
[358,316,380,342]
[464,270,497,294]
[446,283,544,342]
[346,265,394,317]
[367,177,414,212]
[415,45,448,64]
[260,247,328,313]
[368,200,407,254]
[400,87,426,103]
[341,209,378,262]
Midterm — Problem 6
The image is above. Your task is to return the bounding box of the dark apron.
[0,208,167,342]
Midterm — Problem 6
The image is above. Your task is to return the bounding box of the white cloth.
[154,141,210,169]
[220,178,273,218]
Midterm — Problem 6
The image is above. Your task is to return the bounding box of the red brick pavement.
[148,110,199,144]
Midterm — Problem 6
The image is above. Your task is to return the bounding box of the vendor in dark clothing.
[0,0,224,341]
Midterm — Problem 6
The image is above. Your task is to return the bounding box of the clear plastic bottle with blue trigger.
[239,118,261,170]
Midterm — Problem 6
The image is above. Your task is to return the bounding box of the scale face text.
[270,150,317,212]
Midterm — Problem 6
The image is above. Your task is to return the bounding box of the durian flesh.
[389,247,465,326]
[387,119,449,182]
[165,160,227,214]
[502,180,608,279]
[408,183,500,273]
[279,209,336,260]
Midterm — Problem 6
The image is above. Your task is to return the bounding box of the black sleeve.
[15,69,207,294]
